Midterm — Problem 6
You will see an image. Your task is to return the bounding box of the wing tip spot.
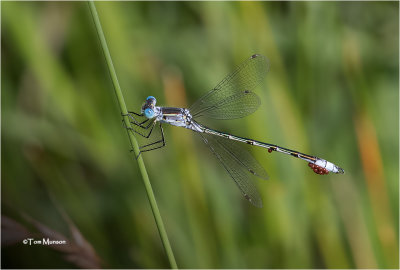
[244,194,263,208]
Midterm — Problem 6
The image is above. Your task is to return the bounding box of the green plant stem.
[88,2,177,268]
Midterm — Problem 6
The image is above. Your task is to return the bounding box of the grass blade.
[87,1,177,268]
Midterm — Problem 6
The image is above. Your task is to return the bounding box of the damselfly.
[126,54,344,207]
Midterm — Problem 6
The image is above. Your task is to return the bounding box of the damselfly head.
[146,96,156,102]
[141,96,157,118]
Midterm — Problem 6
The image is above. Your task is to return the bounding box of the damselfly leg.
[138,122,166,153]
[124,111,149,126]
[122,112,156,138]
[122,112,166,157]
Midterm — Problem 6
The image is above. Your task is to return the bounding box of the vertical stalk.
[88,2,177,268]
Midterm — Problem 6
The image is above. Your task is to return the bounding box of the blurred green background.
[2,1,399,268]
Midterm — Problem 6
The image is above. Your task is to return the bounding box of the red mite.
[308,163,329,175]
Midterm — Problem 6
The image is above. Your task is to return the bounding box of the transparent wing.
[215,134,269,180]
[192,91,261,120]
[190,54,269,120]
[200,133,268,208]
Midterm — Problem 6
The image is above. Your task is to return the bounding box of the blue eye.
[146,96,156,102]
[144,108,155,118]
